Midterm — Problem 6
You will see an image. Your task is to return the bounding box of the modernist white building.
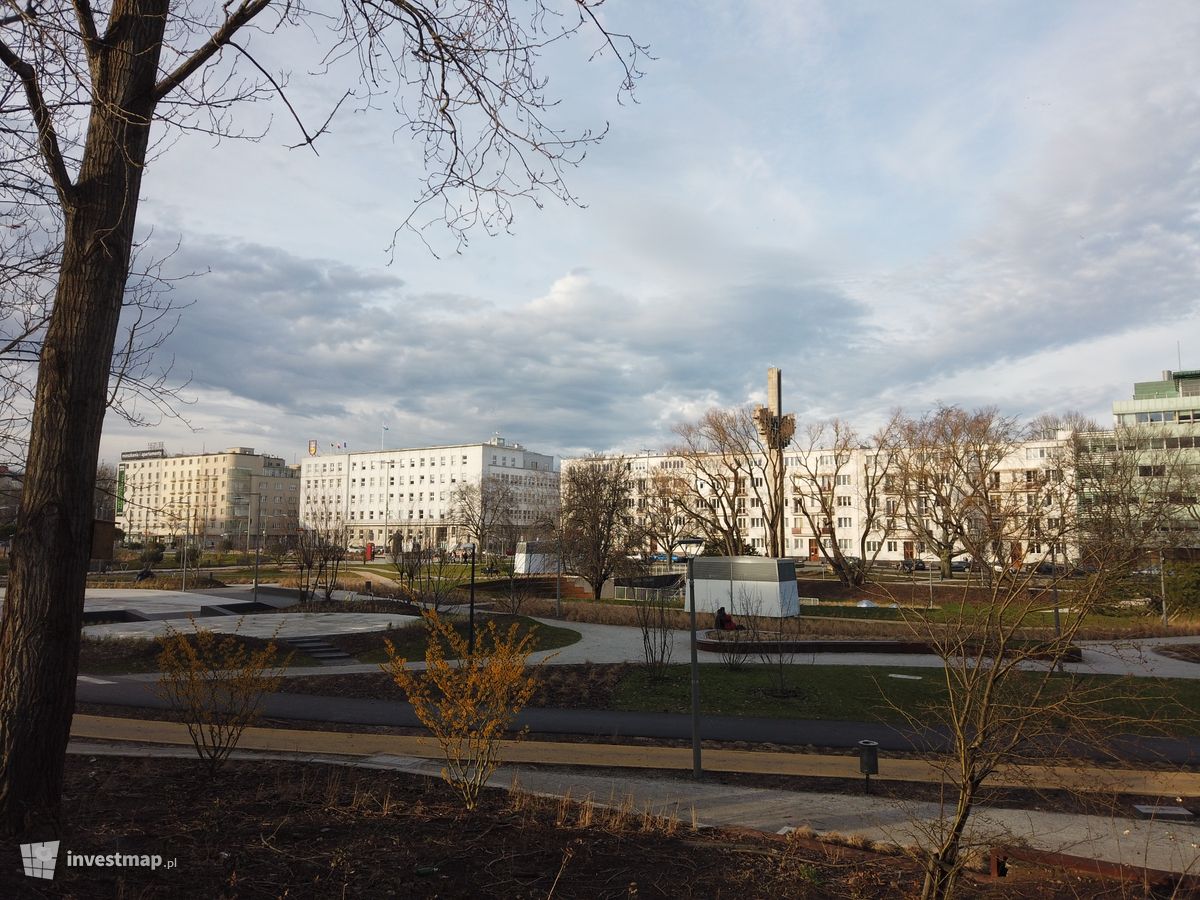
[117,445,300,549]
[601,436,1069,569]
[298,435,559,551]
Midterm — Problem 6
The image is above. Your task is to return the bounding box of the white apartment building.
[298,435,558,551]
[117,445,300,549]
[605,437,1068,568]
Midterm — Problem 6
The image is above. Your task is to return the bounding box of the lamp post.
[1042,495,1061,641]
[1050,540,1061,640]
[1160,547,1169,628]
[180,496,190,591]
[467,543,477,656]
[687,556,702,779]
[237,492,263,604]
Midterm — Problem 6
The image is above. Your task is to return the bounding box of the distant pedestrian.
[715,606,744,631]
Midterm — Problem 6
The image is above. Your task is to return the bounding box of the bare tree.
[301,498,349,601]
[410,548,466,612]
[92,463,117,522]
[0,0,645,835]
[889,406,1025,579]
[390,532,423,590]
[293,527,322,603]
[560,455,642,599]
[892,422,1185,900]
[450,475,515,556]
[789,415,899,586]
[1069,425,1185,583]
[671,407,779,557]
[640,470,691,562]
[633,588,675,680]
[1027,409,1100,441]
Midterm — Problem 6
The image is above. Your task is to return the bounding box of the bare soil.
[2,754,1134,898]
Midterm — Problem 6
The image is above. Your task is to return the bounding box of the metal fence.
[614,585,685,604]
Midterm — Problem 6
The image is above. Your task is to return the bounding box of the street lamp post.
[467,543,477,656]
[1160,547,1169,628]
[237,492,263,604]
[1050,540,1061,640]
[687,556,701,779]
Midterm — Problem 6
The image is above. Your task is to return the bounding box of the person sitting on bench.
[715,607,744,631]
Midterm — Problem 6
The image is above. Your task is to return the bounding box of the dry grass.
[85,574,226,590]
[524,595,1200,641]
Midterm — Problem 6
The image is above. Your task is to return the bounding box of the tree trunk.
[0,0,168,838]
[921,774,979,900]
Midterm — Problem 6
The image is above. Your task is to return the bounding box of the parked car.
[949,559,971,573]
[1032,562,1068,577]
[822,556,862,575]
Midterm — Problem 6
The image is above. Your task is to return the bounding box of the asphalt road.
[75,677,1200,766]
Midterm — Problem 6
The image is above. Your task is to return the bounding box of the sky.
[97,0,1200,468]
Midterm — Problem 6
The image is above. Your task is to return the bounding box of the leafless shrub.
[634,591,675,680]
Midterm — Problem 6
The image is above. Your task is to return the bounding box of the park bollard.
[858,740,879,794]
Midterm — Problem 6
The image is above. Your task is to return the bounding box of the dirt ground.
[2,755,1137,899]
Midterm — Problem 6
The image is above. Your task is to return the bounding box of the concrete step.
[282,637,355,665]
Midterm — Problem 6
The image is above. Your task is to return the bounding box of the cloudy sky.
[98,0,1200,468]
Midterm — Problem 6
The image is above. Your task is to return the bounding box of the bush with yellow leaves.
[155,618,290,773]
[384,610,541,809]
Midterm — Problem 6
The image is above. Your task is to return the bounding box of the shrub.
[155,618,290,773]
[384,610,541,809]
[139,542,164,565]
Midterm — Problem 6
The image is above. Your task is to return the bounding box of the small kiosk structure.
[514,540,557,575]
[687,556,799,618]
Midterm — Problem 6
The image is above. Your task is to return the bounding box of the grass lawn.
[330,614,581,664]
[613,663,1200,736]
[78,634,321,674]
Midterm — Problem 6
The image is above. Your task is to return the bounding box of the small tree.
[155,619,289,773]
[384,610,540,809]
[747,591,795,697]
[139,542,164,566]
[714,589,754,670]
[496,567,538,617]
[560,455,642,599]
[450,476,515,556]
[633,589,675,680]
[411,548,465,611]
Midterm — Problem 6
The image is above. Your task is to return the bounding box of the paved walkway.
[84,611,417,641]
[66,585,1200,680]
[68,717,1200,876]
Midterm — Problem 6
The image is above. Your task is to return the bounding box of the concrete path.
[61,585,1200,681]
[84,611,417,641]
[67,717,1200,876]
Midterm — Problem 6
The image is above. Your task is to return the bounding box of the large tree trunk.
[0,0,168,838]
